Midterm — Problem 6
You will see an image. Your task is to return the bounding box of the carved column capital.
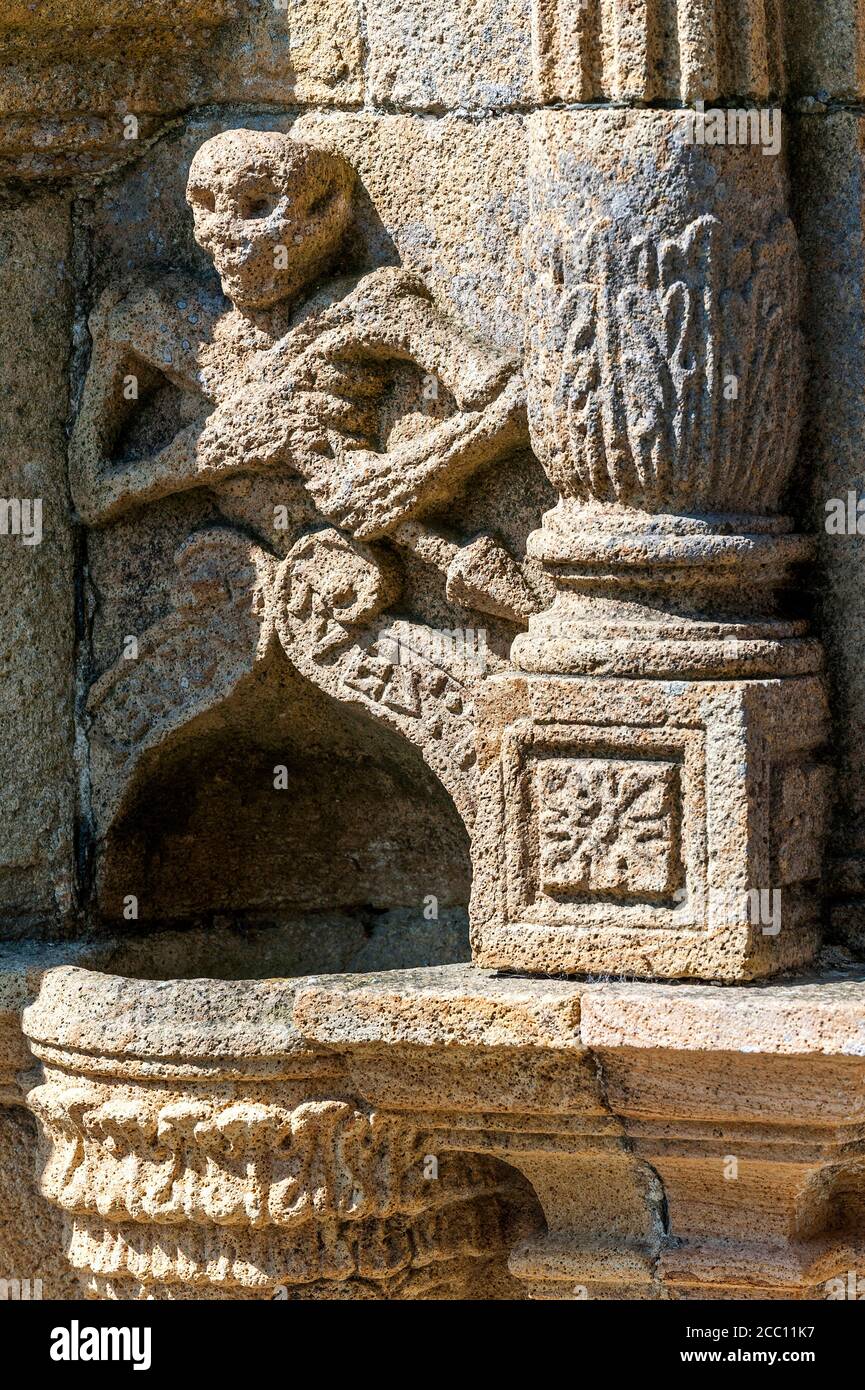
[516,107,814,680]
[23,968,525,1299]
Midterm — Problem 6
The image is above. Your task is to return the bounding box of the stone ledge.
[0,942,120,1103]
[291,963,865,1297]
[0,1,241,26]
[11,955,865,1299]
[294,961,865,1057]
[294,964,585,1049]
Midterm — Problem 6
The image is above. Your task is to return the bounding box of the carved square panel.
[497,718,703,928]
[535,756,681,898]
[473,672,830,980]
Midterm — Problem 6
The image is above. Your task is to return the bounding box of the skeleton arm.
[298,372,527,539]
[311,268,516,410]
[277,269,528,536]
[70,280,218,527]
[72,269,527,533]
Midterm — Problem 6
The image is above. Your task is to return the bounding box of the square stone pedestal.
[470,672,829,980]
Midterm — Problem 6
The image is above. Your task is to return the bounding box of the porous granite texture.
[23,966,537,1299]
[292,962,865,1299]
[13,959,865,1300]
[0,193,77,930]
[471,673,829,979]
[2,0,865,1303]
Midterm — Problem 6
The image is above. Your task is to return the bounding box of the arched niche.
[94,651,472,977]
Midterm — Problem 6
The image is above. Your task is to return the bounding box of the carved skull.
[186,129,354,310]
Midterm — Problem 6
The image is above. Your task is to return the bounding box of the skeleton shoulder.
[351,265,432,307]
[87,273,224,363]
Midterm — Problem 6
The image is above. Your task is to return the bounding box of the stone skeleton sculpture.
[55,131,552,1296]
[71,128,548,850]
[70,128,540,617]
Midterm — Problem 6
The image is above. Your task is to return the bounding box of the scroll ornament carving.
[28,1070,514,1296]
[87,521,487,832]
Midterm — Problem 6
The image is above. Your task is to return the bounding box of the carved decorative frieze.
[23,968,522,1298]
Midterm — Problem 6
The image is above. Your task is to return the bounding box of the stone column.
[471,107,830,980]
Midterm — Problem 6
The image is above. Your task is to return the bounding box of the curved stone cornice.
[22,966,525,1298]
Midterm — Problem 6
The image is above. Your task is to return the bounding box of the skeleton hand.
[194,356,388,475]
[300,372,527,539]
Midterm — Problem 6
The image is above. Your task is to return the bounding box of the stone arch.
[92,645,474,977]
[87,526,481,853]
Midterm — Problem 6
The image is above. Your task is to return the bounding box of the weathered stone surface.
[291,111,529,352]
[68,120,539,946]
[523,109,802,515]
[366,0,534,110]
[785,0,865,101]
[0,5,233,180]
[791,112,865,953]
[471,673,829,980]
[22,965,536,1299]
[0,940,120,1102]
[0,0,365,180]
[3,0,863,187]
[0,1106,79,1301]
[534,0,785,103]
[462,106,829,979]
[0,194,76,932]
[223,0,364,108]
[292,961,865,1299]
[329,0,865,110]
[3,0,865,1309]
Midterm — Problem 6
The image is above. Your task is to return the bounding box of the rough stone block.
[220,0,365,108]
[785,0,865,101]
[291,110,528,352]
[0,194,76,930]
[791,112,865,940]
[366,0,534,110]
